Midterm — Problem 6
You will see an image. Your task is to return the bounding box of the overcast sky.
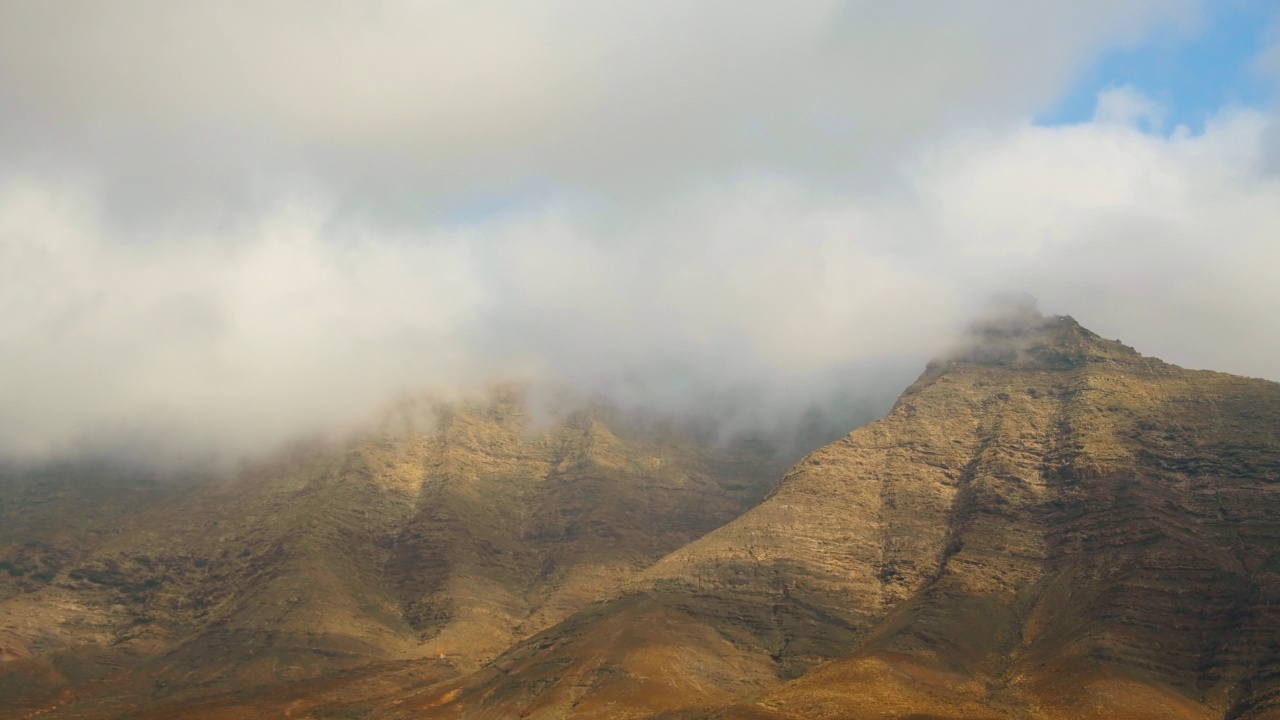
[1,1,1278,461]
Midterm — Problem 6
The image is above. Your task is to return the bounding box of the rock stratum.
[4,312,1280,720]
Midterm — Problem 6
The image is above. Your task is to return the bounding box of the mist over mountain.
[2,2,1280,463]
[5,312,1280,719]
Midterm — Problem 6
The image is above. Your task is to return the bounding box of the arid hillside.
[0,392,782,719]
[6,312,1280,720]
[392,313,1280,720]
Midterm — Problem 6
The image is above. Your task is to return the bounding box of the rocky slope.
[0,390,782,719]
[393,312,1280,720]
[8,310,1280,720]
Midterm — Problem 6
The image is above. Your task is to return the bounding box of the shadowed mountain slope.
[396,313,1280,720]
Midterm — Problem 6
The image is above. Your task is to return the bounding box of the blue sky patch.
[1040,1,1277,131]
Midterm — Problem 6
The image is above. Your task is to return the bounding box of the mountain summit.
[4,315,1280,720]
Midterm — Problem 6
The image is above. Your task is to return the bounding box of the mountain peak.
[933,299,1140,373]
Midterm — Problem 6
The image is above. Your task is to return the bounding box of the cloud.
[1092,85,1168,132]
[0,1,1198,217]
[910,106,1280,376]
[5,1,1280,463]
[0,183,487,458]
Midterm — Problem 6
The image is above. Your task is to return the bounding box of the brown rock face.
[0,391,781,719]
[401,314,1280,720]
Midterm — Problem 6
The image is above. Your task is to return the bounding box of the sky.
[1,1,1279,462]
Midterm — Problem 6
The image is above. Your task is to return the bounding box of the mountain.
[386,312,1280,720]
[0,390,782,719]
[6,311,1280,720]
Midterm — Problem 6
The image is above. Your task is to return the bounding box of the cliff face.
[0,392,782,719]
[398,315,1280,720]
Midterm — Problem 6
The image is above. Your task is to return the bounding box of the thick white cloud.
[5,96,1280,459]
[911,105,1280,378]
[0,184,486,457]
[0,1,1198,202]
[4,1,1280,461]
